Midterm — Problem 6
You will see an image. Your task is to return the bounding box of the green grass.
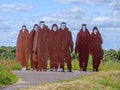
[1,56,119,71]
[0,60,18,87]
[21,70,120,90]
[22,61,120,90]
[0,60,22,70]
[1,57,120,89]
[100,60,120,71]
[21,59,120,90]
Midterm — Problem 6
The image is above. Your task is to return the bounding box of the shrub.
[0,61,18,86]
[118,50,120,60]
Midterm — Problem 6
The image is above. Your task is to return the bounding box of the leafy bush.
[71,51,78,60]
[0,46,15,60]
[118,50,120,60]
[102,49,119,62]
[0,61,18,86]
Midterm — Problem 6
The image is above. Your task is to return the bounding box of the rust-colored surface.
[33,21,50,71]
[90,27,103,71]
[75,24,90,71]
[59,22,73,72]
[16,22,103,72]
[16,25,29,69]
[49,24,59,70]
[29,24,38,70]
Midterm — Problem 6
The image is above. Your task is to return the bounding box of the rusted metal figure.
[33,21,49,71]
[29,24,39,70]
[90,27,103,72]
[75,24,90,71]
[16,25,29,70]
[59,22,73,72]
[49,24,59,71]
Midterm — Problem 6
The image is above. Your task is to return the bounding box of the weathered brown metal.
[16,25,29,69]
[75,24,90,71]
[90,26,103,72]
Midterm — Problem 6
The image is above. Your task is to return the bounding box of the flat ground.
[0,70,92,90]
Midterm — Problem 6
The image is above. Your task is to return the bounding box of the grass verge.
[21,60,120,90]
[21,70,120,90]
[0,60,18,87]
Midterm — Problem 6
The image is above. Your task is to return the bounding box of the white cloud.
[0,16,12,30]
[41,16,61,22]
[0,31,18,46]
[91,16,110,27]
[0,1,119,49]
[101,27,120,50]
[39,4,120,50]
[0,3,33,12]
[70,7,84,13]
[108,0,120,19]
[41,6,85,25]
[55,0,112,5]
[108,0,120,10]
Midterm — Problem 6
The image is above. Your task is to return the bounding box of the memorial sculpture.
[59,22,73,72]
[16,22,103,72]
[49,24,59,71]
[16,25,29,70]
[75,24,90,71]
[90,27,103,72]
[29,24,39,70]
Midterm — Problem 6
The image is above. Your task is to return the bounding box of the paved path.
[0,70,92,90]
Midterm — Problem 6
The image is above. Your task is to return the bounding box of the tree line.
[0,46,120,61]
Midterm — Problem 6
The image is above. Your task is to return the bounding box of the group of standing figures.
[16,21,103,72]
[75,24,103,72]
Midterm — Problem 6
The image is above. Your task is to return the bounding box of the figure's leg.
[30,55,34,70]
[34,61,38,71]
[92,55,96,72]
[50,53,54,70]
[54,54,58,71]
[83,52,89,71]
[60,53,65,72]
[44,54,48,71]
[66,52,72,72]
[79,53,83,71]
[38,54,41,71]
[96,58,101,72]
[92,54,99,72]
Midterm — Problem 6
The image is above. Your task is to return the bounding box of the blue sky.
[0,0,120,50]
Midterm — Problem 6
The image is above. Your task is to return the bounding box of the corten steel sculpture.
[29,24,39,70]
[75,24,90,71]
[33,21,49,71]
[90,27,103,72]
[49,24,59,71]
[16,25,29,70]
[59,22,73,72]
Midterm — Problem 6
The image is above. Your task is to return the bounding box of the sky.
[0,0,120,50]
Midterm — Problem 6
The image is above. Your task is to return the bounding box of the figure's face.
[82,26,86,31]
[40,22,45,29]
[61,23,66,30]
[53,25,57,31]
[22,26,26,30]
[94,29,97,34]
[34,26,38,31]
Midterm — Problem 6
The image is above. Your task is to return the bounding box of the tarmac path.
[0,70,92,90]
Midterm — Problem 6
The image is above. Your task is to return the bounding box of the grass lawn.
[21,59,120,90]
[21,70,120,90]
[0,58,120,89]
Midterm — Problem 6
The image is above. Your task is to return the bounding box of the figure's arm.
[69,31,73,53]
[75,32,80,54]
[33,30,39,53]
[16,30,22,61]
